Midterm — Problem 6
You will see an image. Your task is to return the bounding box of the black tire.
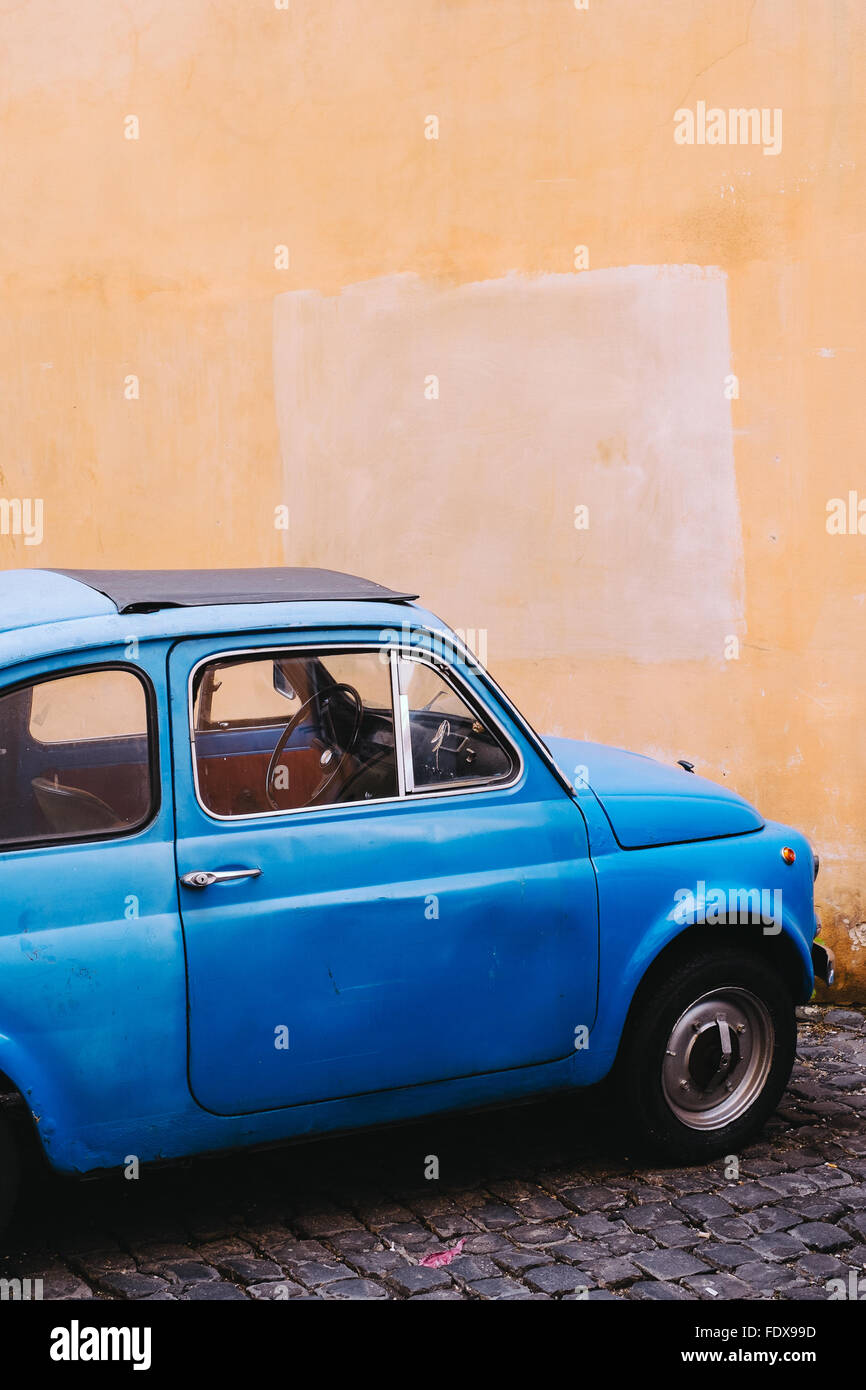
[0,1110,20,1239]
[614,945,797,1163]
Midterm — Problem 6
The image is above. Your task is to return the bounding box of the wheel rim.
[661,987,775,1130]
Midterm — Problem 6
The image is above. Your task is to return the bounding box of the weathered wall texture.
[0,1,864,991]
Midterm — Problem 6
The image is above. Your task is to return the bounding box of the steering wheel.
[266,682,362,810]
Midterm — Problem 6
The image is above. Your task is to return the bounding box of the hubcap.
[661,988,774,1130]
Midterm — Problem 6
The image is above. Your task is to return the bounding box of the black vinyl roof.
[54,568,418,614]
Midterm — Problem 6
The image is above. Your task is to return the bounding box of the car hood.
[542,736,764,849]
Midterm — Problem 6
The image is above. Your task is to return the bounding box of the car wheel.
[0,1110,20,1238]
[615,945,797,1162]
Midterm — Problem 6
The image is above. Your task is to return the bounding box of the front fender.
[577,820,816,1084]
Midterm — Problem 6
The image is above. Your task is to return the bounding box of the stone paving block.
[657,1170,717,1196]
[508,1222,571,1247]
[724,1182,782,1212]
[328,1230,384,1257]
[610,1181,671,1203]
[786,1197,845,1223]
[733,1261,801,1292]
[271,1238,329,1264]
[423,1211,477,1239]
[97,1272,171,1299]
[467,1276,538,1299]
[703,1216,754,1241]
[460,1232,511,1255]
[157,1260,219,1284]
[472,1203,519,1229]
[217,1255,285,1284]
[621,1203,678,1232]
[386,1264,452,1295]
[347,1250,404,1277]
[808,1163,855,1189]
[515,1194,571,1222]
[294,1208,365,1238]
[683,1272,753,1300]
[525,1264,591,1295]
[749,1231,808,1262]
[825,1010,866,1029]
[493,1247,554,1276]
[785,1283,836,1300]
[699,1243,756,1269]
[647,1221,702,1249]
[247,1280,307,1299]
[40,1274,95,1300]
[630,1280,695,1300]
[602,1228,656,1257]
[409,1288,467,1300]
[794,1221,853,1251]
[320,1278,390,1299]
[794,1252,849,1281]
[131,1241,198,1264]
[743,1205,803,1234]
[290,1260,357,1288]
[561,1185,627,1214]
[566,1212,623,1239]
[589,1256,641,1287]
[375,1222,437,1250]
[446,1254,501,1282]
[632,1249,709,1281]
[179,1283,249,1300]
[675,1193,735,1222]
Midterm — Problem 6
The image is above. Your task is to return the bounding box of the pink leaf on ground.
[418,1238,466,1268]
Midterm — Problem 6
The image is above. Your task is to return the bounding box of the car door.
[169,630,598,1116]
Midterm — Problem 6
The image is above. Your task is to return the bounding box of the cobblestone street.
[3,1005,866,1302]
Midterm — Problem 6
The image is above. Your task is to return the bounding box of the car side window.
[0,667,154,848]
[396,656,515,790]
[191,650,399,816]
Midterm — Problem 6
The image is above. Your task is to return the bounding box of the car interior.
[0,673,152,845]
[0,651,516,843]
[192,650,514,817]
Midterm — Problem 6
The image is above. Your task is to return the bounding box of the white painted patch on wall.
[273,268,743,662]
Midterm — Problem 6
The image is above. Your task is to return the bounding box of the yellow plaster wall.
[1,1,864,991]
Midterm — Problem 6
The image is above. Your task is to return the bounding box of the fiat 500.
[0,566,833,1233]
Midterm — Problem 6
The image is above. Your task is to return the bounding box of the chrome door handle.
[180,868,262,889]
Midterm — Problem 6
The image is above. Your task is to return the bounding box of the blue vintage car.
[0,567,833,1232]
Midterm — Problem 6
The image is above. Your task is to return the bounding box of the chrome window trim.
[388,650,407,797]
[398,689,415,794]
[184,639,524,824]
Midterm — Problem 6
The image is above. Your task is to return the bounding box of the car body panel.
[543,736,764,848]
[0,570,818,1175]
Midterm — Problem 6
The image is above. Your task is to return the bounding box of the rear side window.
[0,667,155,847]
